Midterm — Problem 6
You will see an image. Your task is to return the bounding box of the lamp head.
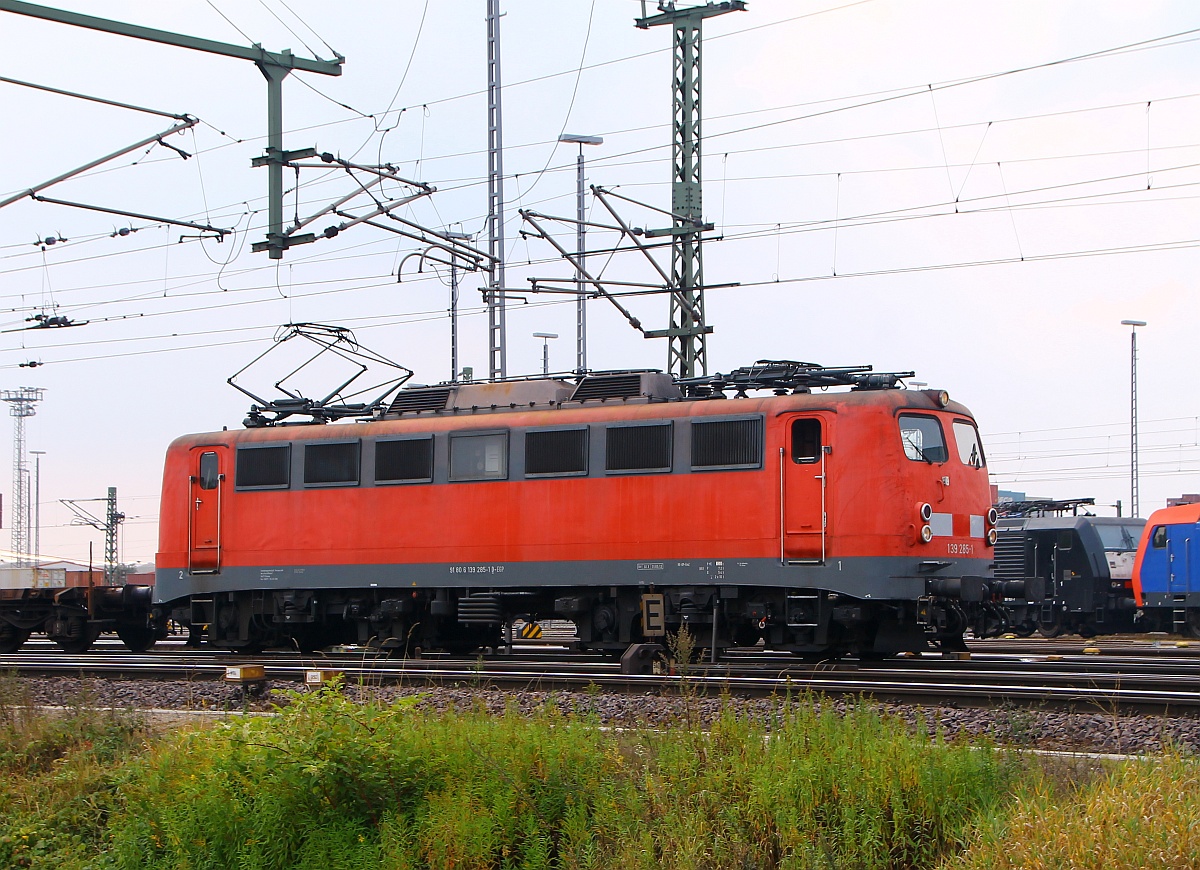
[558,134,603,146]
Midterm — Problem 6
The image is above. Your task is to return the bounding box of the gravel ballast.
[9,675,1200,756]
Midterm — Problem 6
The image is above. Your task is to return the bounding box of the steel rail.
[5,647,1200,714]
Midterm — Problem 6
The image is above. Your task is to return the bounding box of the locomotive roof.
[172,376,976,447]
[997,515,1145,532]
[235,360,925,428]
[1142,503,1200,527]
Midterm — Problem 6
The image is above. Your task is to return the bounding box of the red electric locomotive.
[153,362,1006,657]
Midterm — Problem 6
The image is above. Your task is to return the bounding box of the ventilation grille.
[571,374,646,401]
[236,445,290,488]
[388,387,452,414]
[526,429,588,475]
[606,423,672,472]
[376,438,433,483]
[692,418,763,468]
[992,530,1027,582]
[304,442,359,485]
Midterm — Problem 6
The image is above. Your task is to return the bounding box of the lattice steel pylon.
[636,1,745,379]
[1,387,43,566]
[486,0,507,380]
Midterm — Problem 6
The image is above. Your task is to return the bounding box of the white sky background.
[0,0,1198,564]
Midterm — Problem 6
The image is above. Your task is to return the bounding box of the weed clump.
[106,685,1008,869]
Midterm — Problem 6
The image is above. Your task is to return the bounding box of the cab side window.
[199,452,219,490]
[449,432,508,481]
[1152,526,1168,549]
[952,420,986,469]
[791,419,822,464]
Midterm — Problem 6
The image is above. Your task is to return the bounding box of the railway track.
[5,634,1200,713]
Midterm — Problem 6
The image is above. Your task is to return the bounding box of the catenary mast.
[636,1,745,379]
[486,0,507,380]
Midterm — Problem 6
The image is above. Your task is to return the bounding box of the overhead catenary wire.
[2,11,1200,367]
[7,113,1199,278]
[10,13,1194,201]
[7,45,1190,247]
[0,293,582,369]
[5,225,1200,364]
[3,174,1199,335]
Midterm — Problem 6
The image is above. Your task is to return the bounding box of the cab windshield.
[1095,523,1142,553]
[898,415,948,463]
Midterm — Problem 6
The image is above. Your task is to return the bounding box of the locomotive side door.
[781,416,830,563]
[188,447,225,573]
[1167,530,1193,595]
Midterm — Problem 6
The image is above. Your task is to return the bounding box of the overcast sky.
[1,0,1198,564]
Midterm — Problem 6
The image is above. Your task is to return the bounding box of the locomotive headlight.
[920,524,934,543]
[986,528,998,546]
[920,503,933,522]
[987,507,998,526]
[936,390,950,407]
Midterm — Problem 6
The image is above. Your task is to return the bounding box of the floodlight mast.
[1121,319,1147,517]
[0,0,344,260]
[636,1,746,379]
[0,387,42,566]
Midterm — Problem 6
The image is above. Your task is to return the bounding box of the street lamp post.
[29,451,44,566]
[1121,319,1147,517]
[533,332,558,376]
[558,133,603,372]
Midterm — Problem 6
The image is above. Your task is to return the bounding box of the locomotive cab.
[996,509,1144,638]
[1134,504,1200,636]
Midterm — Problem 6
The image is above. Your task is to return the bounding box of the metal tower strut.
[61,487,125,585]
[636,1,745,379]
[0,0,344,260]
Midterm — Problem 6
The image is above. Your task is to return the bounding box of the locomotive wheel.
[1011,622,1036,638]
[1036,621,1064,639]
[115,622,158,653]
[0,623,31,653]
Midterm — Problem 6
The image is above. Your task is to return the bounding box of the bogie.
[46,607,102,654]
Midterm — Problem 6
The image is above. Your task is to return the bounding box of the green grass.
[1,676,1197,869]
[105,685,1010,869]
[0,674,150,869]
